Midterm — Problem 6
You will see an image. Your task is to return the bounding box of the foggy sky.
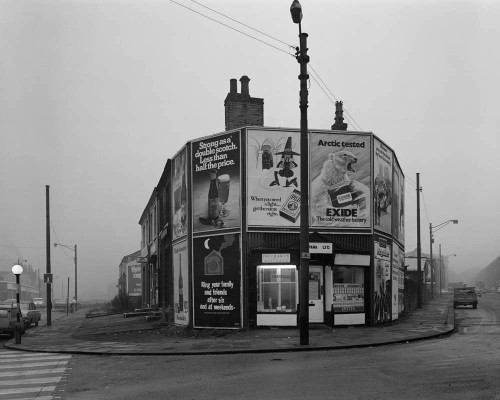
[1,0,498,300]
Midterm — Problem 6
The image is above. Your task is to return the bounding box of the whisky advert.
[173,240,189,326]
[192,131,241,233]
[246,129,301,228]
[193,234,241,328]
[310,132,371,229]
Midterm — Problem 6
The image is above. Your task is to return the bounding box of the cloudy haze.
[1,0,498,300]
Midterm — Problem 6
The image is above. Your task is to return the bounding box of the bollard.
[14,322,22,344]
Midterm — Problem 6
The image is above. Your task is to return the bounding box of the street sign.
[136,257,148,263]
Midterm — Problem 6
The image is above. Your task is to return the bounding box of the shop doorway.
[309,266,324,323]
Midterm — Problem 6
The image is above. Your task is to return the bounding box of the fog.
[1,0,498,300]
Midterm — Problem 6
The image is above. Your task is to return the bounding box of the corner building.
[166,76,405,329]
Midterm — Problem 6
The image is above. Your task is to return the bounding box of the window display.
[257,265,297,313]
[332,266,365,313]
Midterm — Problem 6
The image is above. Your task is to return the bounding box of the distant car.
[33,298,46,308]
[20,302,41,327]
[53,299,67,310]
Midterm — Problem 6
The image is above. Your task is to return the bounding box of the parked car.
[20,302,41,327]
[33,298,46,308]
[0,303,26,337]
[453,287,478,309]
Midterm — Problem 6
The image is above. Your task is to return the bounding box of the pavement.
[3,295,455,356]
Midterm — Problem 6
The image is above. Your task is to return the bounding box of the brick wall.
[224,76,264,131]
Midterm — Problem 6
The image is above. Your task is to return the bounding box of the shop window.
[332,266,364,313]
[257,265,297,313]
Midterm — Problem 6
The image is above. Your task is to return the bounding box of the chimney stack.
[331,101,348,131]
[224,75,264,131]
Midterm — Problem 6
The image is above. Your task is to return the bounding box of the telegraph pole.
[46,185,52,326]
[416,174,422,309]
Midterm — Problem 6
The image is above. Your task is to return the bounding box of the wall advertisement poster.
[373,138,393,234]
[173,241,189,326]
[193,234,241,328]
[392,159,405,244]
[310,132,371,229]
[332,283,364,313]
[192,132,241,233]
[246,129,301,228]
[172,147,188,240]
[374,234,392,323]
[127,265,141,297]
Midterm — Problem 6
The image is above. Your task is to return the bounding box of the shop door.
[309,266,324,323]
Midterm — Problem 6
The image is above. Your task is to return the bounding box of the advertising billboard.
[173,241,189,326]
[374,234,391,323]
[172,147,188,241]
[373,138,393,234]
[247,129,302,228]
[310,132,371,229]
[192,132,241,233]
[392,158,405,244]
[127,265,141,297]
[193,234,241,328]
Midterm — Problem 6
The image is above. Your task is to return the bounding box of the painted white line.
[0,385,56,395]
[0,360,69,370]
[7,397,54,400]
[0,355,71,363]
[0,367,66,377]
[0,376,62,386]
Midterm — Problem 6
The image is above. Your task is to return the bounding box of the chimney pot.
[230,79,237,94]
[240,75,250,96]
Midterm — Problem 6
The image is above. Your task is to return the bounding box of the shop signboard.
[373,138,393,234]
[193,234,241,328]
[127,265,142,297]
[392,158,405,244]
[309,132,371,229]
[246,129,301,228]
[192,132,241,233]
[374,234,392,323]
[173,241,189,326]
[172,147,188,240]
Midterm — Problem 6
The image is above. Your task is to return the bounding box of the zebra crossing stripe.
[0,376,63,386]
[0,385,56,396]
[0,360,69,370]
[0,367,67,377]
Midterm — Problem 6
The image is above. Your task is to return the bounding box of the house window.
[257,265,297,313]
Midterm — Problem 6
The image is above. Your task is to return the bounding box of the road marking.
[0,350,71,399]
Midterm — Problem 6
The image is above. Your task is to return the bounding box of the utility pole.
[416,173,422,309]
[430,223,434,300]
[46,185,52,326]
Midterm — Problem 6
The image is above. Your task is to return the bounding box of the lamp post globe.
[12,264,23,275]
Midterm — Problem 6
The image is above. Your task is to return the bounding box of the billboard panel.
[192,132,241,233]
[373,138,393,234]
[193,234,241,328]
[127,265,141,297]
[173,241,189,326]
[392,159,405,244]
[310,132,371,228]
[247,129,301,228]
[172,147,188,240]
[374,234,391,323]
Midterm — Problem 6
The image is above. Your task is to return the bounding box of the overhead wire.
[171,0,362,130]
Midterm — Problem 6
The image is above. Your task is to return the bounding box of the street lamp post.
[11,264,23,344]
[429,220,458,300]
[290,0,310,346]
[54,243,78,311]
